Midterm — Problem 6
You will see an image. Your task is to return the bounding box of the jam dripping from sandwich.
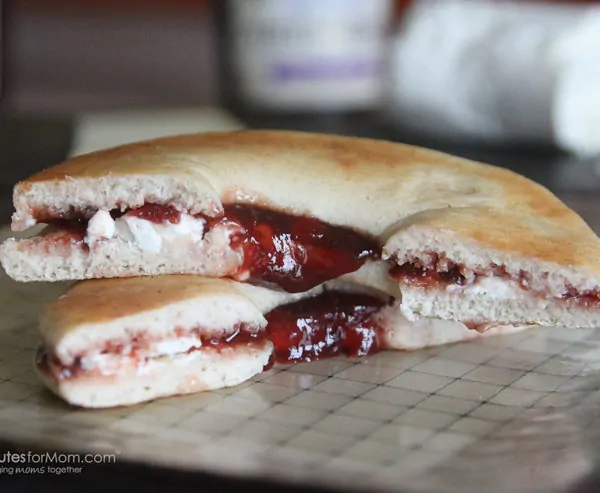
[217,205,378,293]
[264,292,389,366]
[36,203,379,293]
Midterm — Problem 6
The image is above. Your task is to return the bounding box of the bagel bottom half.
[34,271,531,408]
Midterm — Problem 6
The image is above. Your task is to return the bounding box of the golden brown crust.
[15,130,567,217]
[40,275,242,329]
[9,130,600,277]
[389,207,599,269]
[23,130,441,182]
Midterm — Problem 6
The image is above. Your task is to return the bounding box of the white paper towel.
[387,0,600,156]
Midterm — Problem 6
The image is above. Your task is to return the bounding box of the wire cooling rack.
[1,229,600,493]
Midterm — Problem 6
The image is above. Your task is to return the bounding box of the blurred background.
[1,0,600,223]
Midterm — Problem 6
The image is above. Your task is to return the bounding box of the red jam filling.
[391,256,600,308]
[40,223,87,250]
[126,204,182,224]
[561,285,600,308]
[390,263,467,289]
[463,321,499,333]
[39,203,379,293]
[218,205,379,293]
[389,253,522,290]
[265,292,389,364]
[37,325,268,380]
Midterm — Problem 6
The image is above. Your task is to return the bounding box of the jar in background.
[218,0,393,121]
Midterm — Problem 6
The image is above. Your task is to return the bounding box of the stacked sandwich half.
[2,130,600,408]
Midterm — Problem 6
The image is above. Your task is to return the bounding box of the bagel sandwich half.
[36,269,526,408]
[2,130,599,330]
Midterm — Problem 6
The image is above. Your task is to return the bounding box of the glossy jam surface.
[265,292,388,364]
[221,205,379,293]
